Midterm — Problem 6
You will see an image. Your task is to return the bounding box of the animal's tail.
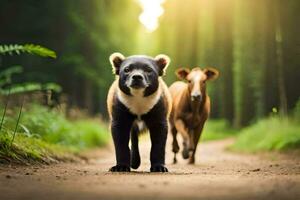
[130,124,141,169]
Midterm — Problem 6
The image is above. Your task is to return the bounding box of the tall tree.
[213,0,234,123]
[274,0,287,116]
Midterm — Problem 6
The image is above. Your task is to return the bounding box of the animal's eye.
[188,80,192,83]
[145,68,152,73]
[124,67,130,73]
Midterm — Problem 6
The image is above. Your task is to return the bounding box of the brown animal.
[169,67,219,164]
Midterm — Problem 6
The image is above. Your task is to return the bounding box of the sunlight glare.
[138,0,165,32]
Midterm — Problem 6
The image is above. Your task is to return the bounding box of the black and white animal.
[107,52,172,172]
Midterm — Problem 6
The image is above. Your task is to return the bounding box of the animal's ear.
[154,54,170,76]
[109,52,125,75]
[176,68,190,80]
[203,67,219,81]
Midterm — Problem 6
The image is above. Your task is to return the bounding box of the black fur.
[142,97,168,172]
[118,57,160,97]
[110,97,135,172]
[110,96,168,172]
[109,54,169,173]
[118,75,131,96]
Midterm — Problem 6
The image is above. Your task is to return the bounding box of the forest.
[1,0,299,125]
[0,1,300,199]
[0,0,299,161]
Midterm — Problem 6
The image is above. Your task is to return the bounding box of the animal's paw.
[150,165,168,172]
[182,148,189,159]
[109,165,130,172]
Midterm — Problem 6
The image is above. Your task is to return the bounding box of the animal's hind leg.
[174,119,190,159]
[171,126,179,164]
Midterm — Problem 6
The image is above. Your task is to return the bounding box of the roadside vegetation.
[0,44,109,164]
[202,100,300,153]
[230,101,300,152]
[230,116,300,152]
[0,104,109,164]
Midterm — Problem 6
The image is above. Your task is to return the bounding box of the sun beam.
[138,0,165,32]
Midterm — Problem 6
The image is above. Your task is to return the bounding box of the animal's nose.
[132,74,143,81]
[191,93,202,101]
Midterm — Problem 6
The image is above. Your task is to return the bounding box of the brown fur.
[169,67,219,164]
[106,78,117,120]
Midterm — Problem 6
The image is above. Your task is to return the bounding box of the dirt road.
[1,138,300,200]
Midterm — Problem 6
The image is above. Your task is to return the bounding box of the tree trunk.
[274,0,288,117]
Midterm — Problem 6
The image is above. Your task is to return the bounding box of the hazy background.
[0,0,299,128]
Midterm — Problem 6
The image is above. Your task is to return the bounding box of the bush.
[18,104,109,150]
[230,116,300,152]
[0,104,109,163]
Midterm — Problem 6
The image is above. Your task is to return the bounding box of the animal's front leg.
[174,119,190,159]
[110,119,133,172]
[188,123,204,164]
[171,126,179,164]
[146,119,168,172]
[189,129,195,151]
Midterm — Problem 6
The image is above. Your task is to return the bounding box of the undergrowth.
[0,104,109,164]
[230,116,300,152]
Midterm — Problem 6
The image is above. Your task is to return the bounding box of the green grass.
[201,119,237,142]
[0,104,110,164]
[19,105,109,150]
[230,116,300,152]
[0,130,75,164]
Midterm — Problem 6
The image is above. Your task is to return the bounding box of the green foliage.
[0,65,62,95]
[0,44,56,58]
[14,104,109,150]
[0,44,60,95]
[0,104,109,163]
[201,120,237,141]
[0,65,23,86]
[0,82,62,95]
[0,131,74,164]
[0,44,60,146]
[155,0,299,127]
[230,116,300,152]
[0,1,298,137]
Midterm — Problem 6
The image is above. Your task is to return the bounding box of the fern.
[0,65,23,87]
[0,43,59,138]
[0,82,62,95]
[0,44,56,58]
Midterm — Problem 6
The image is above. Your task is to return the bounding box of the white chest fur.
[117,85,162,117]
